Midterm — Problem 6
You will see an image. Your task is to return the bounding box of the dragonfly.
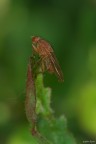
[32,36,64,82]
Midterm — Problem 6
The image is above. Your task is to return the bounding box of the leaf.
[25,57,36,134]
[35,74,76,144]
[35,74,53,117]
[38,116,76,144]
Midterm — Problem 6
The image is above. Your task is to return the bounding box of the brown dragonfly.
[32,36,64,82]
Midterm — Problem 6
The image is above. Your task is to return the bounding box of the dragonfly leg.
[32,44,38,53]
[41,56,54,73]
[32,57,42,70]
[41,60,46,72]
[36,59,47,74]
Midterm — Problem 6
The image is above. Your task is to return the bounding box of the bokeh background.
[0,0,96,143]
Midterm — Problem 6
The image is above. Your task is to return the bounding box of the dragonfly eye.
[32,36,40,43]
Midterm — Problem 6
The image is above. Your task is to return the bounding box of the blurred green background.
[0,0,96,143]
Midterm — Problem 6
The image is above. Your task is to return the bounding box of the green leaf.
[35,74,53,116]
[38,116,76,144]
[35,74,76,144]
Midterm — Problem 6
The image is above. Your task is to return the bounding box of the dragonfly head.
[32,36,40,44]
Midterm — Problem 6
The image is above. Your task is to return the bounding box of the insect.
[32,36,64,82]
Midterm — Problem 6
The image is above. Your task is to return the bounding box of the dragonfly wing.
[48,52,64,82]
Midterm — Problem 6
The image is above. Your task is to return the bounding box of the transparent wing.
[48,52,64,82]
